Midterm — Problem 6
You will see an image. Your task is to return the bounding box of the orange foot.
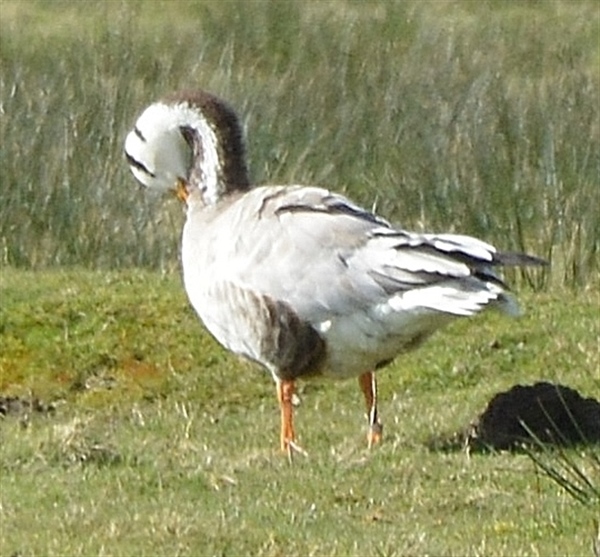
[359,371,383,449]
[368,421,383,449]
[277,378,308,461]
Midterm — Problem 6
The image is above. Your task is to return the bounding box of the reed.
[1,0,597,287]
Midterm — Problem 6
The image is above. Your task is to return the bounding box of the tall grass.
[0,0,598,286]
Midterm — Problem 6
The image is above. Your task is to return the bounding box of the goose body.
[124,90,544,455]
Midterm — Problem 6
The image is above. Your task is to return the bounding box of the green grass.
[1,0,598,286]
[1,268,599,555]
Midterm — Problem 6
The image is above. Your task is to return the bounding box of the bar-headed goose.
[124,90,545,457]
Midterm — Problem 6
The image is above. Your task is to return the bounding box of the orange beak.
[175,178,189,203]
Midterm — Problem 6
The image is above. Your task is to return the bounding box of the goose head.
[124,90,250,204]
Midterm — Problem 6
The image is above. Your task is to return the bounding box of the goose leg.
[276,378,307,460]
[358,371,383,448]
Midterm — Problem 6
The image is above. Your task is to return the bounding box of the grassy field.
[1,268,599,556]
[1,0,599,555]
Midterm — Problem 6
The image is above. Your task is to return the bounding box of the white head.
[124,90,250,204]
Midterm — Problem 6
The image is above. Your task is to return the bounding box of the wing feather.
[183,185,543,340]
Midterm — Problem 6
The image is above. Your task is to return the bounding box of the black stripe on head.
[134,126,147,142]
[125,152,156,178]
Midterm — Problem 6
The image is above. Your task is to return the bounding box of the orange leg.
[358,371,383,448]
[276,378,307,460]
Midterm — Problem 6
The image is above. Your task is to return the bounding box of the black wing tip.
[495,251,549,267]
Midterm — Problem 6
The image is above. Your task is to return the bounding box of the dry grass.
[0,0,598,286]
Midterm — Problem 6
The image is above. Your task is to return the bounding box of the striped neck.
[164,91,251,205]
